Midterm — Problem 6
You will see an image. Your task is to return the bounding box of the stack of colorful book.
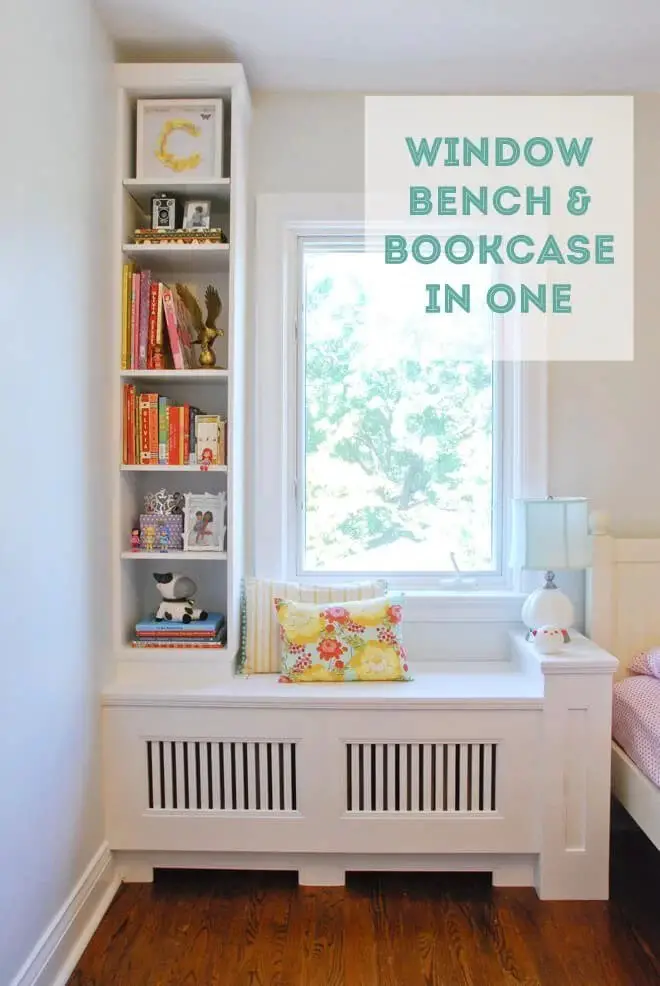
[121,266,200,371]
[121,388,227,467]
[132,612,226,649]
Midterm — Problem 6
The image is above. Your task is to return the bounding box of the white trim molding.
[254,194,365,580]
[254,192,548,613]
[114,848,537,889]
[10,843,119,986]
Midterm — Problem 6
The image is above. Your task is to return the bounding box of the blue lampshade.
[512,497,591,571]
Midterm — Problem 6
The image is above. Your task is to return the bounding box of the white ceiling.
[98,0,660,92]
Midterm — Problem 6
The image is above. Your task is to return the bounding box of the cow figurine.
[153,572,208,624]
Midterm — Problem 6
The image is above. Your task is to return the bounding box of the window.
[295,235,506,583]
[254,195,546,594]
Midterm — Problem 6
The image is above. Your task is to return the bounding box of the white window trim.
[253,193,547,618]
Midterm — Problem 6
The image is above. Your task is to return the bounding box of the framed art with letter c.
[136,99,224,181]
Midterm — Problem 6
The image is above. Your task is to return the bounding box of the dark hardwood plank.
[68,827,660,986]
[276,878,308,986]
[343,885,379,986]
[301,888,344,986]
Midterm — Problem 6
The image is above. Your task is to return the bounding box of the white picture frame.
[183,492,227,552]
[136,98,224,181]
[182,199,212,229]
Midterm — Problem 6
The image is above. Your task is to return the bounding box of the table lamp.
[512,497,591,642]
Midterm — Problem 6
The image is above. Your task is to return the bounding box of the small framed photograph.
[136,98,224,181]
[183,492,227,552]
[182,199,211,230]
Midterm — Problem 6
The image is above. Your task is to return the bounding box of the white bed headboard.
[587,523,660,676]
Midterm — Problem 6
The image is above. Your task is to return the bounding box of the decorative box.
[133,227,226,245]
[139,513,183,551]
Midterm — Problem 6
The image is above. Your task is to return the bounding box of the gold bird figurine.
[198,285,223,368]
[175,284,224,368]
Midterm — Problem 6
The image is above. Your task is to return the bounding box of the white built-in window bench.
[102,631,617,900]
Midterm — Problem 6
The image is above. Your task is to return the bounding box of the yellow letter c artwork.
[155,119,202,173]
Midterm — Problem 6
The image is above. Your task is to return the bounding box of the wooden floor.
[68,820,659,985]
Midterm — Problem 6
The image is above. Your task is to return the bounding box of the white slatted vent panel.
[346,742,498,813]
[146,741,297,812]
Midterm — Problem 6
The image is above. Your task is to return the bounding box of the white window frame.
[253,194,547,608]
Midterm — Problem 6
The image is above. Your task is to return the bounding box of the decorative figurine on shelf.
[131,528,141,551]
[140,489,184,551]
[153,572,208,623]
[198,285,223,367]
[158,524,170,553]
[176,283,224,368]
[143,525,157,551]
[145,489,184,514]
[531,625,565,655]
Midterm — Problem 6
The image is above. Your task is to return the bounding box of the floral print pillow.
[273,595,411,682]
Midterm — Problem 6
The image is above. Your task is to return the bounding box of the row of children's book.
[121,264,200,370]
[122,386,226,466]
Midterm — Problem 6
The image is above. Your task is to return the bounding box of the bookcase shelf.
[123,177,231,210]
[120,369,229,382]
[113,63,250,672]
[120,645,225,660]
[120,464,228,472]
[122,242,230,273]
[121,551,228,561]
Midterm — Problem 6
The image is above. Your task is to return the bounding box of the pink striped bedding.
[613,675,660,788]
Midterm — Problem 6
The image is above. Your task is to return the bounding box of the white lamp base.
[522,573,574,641]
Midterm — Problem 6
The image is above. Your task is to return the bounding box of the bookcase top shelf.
[122,243,230,274]
[120,369,229,382]
[123,178,231,210]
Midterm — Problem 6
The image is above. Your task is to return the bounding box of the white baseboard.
[10,842,120,986]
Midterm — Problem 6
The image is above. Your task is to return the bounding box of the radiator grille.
[346,742,497,813]
[146,741,297,812]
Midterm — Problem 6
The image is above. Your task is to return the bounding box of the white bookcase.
[111,64,250,681]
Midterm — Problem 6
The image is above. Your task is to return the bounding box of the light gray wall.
[0,1,113,982]
[551,94,660,535]
[250,92,659,537]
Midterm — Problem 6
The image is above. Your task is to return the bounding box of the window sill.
[399,590,526,624]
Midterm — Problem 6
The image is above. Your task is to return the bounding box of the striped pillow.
[241,578,388,674]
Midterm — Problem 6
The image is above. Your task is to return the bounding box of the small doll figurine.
[158,524,169,553]
[143,525,157,551]
[200,447,214,471]
[130,528,141,552]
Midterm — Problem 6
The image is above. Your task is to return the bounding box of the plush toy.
[153,572,208,623]
[531,625,564,654]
